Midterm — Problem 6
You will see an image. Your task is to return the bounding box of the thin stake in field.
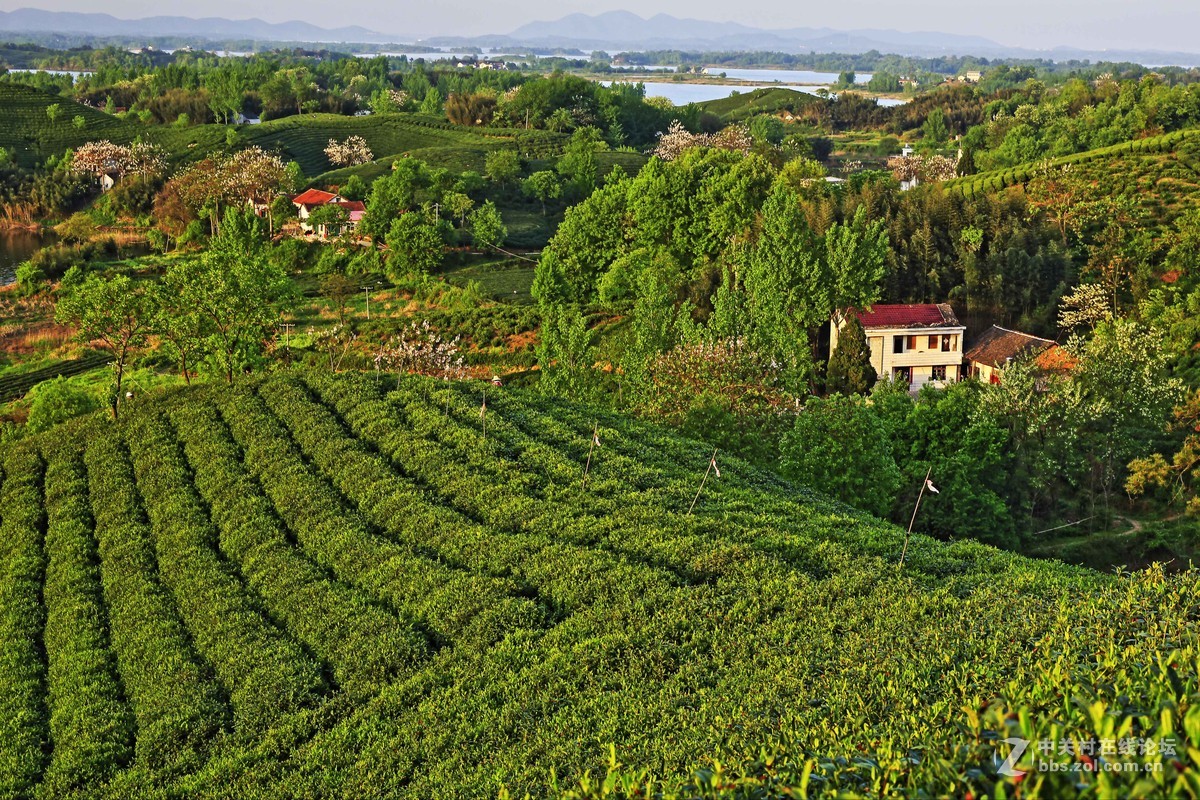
[687,448,720,516]
[480,389,487,441]
[899,466,938,569]
[582,422,600,486]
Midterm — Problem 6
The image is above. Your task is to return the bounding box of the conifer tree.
[827,315,877,395]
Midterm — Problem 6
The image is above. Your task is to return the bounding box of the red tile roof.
[292,188,338,206]
[965,325,1056,368]
[850,303,961,329]
[1033,344,1077,373]
[331,200,365,213]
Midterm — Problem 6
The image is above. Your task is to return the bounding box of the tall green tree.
[827,315,877,395]
[206,69,245,124]
[522,171,562,215]
[468,201,507,252]
[360,158,429,240]
[169,209,294,382]
[742,184,825,391]
[536,304,600,403]
[484,149,521,185]
[826,205,889,313]
[149,279,206,386]
[781,394,901,518]
[384,213,444,276]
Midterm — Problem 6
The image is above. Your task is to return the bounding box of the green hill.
[695,87,825,122]
[947,127,1200,204]
[1,370,1198,797]
[0,83,135,167]
[0,84,568,176]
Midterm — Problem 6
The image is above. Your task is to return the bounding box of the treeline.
[615,48,1200,81]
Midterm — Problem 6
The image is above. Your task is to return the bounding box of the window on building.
[942,334,952,352]
[931,365,947,381]
[907,335,918,350]
[893,366,911,384]
[929,335,939,349]
[893,335,905,354]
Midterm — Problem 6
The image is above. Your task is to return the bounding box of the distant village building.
[830,304,966,392]
[959,70,984,83]
[964,325,1066,384]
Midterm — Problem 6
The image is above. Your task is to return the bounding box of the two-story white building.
[830,303,966,392]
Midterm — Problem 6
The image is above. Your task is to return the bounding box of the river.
[602,80,909,107]
[0,231,47,287]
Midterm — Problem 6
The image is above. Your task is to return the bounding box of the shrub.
[27,377,100,433]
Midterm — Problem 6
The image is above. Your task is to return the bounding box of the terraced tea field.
[1,371,1198,798]
[0,83,566,176]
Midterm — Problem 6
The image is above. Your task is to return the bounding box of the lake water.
[706,67,872,85]
[0,231,47,287]
[603,80,909,107]
[6,68,93,79]
[354,51,516,60]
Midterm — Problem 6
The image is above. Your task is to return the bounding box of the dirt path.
[1114,515,1144,535]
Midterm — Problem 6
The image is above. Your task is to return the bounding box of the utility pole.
[279,322,295,350]
[360,285,373,320]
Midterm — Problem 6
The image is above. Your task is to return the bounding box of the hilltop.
[0,83,567,176]
[0,370,1197,797]
[693,86,825,123]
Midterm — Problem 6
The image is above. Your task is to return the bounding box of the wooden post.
[687,447,719,516]
[582,421,598,486]
[899,465,932,569]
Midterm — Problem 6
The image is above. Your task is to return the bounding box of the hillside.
[695,86,825,122]
[947,127,1200,209]
[0,83,134,167]
[1,371,1198,797]
[0,84,567,175]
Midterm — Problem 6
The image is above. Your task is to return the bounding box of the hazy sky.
[3,0,1199,52]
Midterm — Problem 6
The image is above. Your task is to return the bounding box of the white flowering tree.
[374,320,467,383]
[171,146,287,235]
[325,136,373,167]
[653,121,752,161]
[886,154,958,184]
[71,140,133,182]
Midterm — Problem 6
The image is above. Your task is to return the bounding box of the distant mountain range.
[0,7,1197,65]
[0,8,391,43]
[499,11,1006,57]
[456,11,1197,65]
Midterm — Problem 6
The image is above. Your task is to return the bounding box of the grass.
[437,256,538,304]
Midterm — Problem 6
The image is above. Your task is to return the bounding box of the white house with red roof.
[292,189,366,238]
[830,303,966,391]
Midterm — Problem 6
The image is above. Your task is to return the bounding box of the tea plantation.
[0,83,566,175]
[1,371,1199,798]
